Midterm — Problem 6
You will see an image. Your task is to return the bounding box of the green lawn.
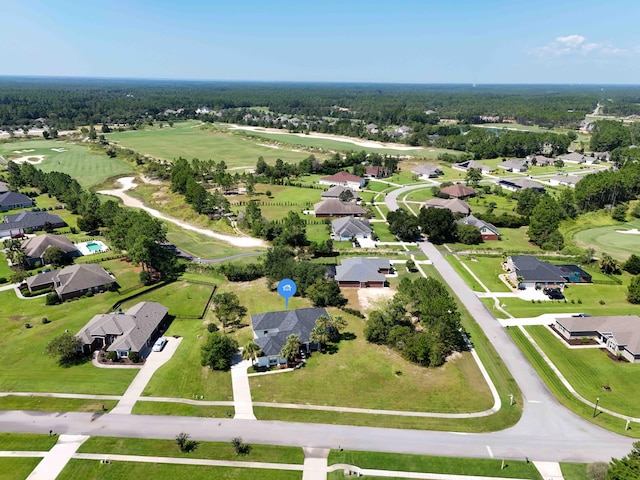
[371,222,396,242]
[508,327,640,437]
[0,458,41,480]
[446,255,511,292]
[165,223,252,260]
[560,463,590,480]
[78,437,304,463]
[527,325,640,417]
[0,139,133,188]
[573,218,640,261]
[445,227,542,254]
[58,461,301,480]
[0,396,118,413]
[119,281,214,318]
[132,401,233,418]
[107,122,319,167]
[328,450,541,479]
[0,258,13,282]
[0,433,57,451]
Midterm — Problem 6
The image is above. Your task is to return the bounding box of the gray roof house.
[251,307,330,367]
[331,217,372,240]
[506,255,566,290]
[314,198,367,218]
[26,263,115,300]
[321,185,357,200]
[335,257,391,287]
[0,191,34,212]
[21,234,79,266]
[526,155,555,166]
[411,163,443,179]
[452,160,495,173]
[456,215,499,240]
[0,181,9,194]
[497,159,528,173]
[423,198,471,216]
[498,178,545,192]
[77,302,169,359]
[549,174,581,187]
[0,211,67,238]
[559,152,598,164]
[555,315,640,363]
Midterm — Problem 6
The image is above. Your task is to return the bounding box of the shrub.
[207,323,219,333]
[24,323,32,329]
[176,432,199,453]
[45,293,61,305]
[599,299,605,305]
[41,317,50,324]
[106,351,118,362]
[140,270,153,285]
[128,351,141,363]
[586,462,608,480]
[231,436,251,455]
[0,277,6,284]
[578,299,582,304]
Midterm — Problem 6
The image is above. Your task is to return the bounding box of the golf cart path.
[97,177,267,248]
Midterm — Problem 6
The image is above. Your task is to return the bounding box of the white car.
[152,337,168,352]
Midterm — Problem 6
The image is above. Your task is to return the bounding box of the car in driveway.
[546,289,565,300]
[572,313,591,317]
[152,337,168,352]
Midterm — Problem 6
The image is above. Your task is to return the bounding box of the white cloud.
[530,34,632,58]
[556,35,585,48]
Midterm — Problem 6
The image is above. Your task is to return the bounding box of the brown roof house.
[440,184,477,199]
[423,198,471,216]
[314,198,367,218]
[21,234,79,267]
[77,301,169,359]
[335,257,391,288]
[25,263,115,300]
[318,171,366,190]
[555,315,640,363]
[365,166,390,178]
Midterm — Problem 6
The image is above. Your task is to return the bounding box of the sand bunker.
[51,148,67,153]
[11,155,46,164]
[616,228,640,234]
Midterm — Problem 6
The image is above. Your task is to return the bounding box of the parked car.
[546,289,565,300]
[572,313,591,317]
[152,337,168,352]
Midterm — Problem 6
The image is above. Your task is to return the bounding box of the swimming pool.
[86,242,102,252]
[76,240,109,256]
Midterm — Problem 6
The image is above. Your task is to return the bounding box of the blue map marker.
[277,278,297,310]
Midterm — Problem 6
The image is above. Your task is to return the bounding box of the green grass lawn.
[526,325,640,417]
[0,257,13,282]
[560,209,620,253]
[141,319,233,401]
[132,401,233,418]
[0,139,133,188]
[508,327,640,437]
[560,463,589,480]
[371,222,396,242]
[78,437,304,464]
[107,122,319,167]
[119,281,213,318]
[446,227,542,254]
[446,255,511,292]
[0,458,41,480]
[58,461,301,480]
[573,218,640,261]
[0,433,57,451]
[165,223,252,260]
[328,450,541,479]
[0,396,118,413]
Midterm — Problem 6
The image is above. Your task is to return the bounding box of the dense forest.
[2,77,640,132]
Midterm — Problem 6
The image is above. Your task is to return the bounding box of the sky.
[1,0,640,84]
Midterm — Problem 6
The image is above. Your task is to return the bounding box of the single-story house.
[318,171,366,190]
[507,256,567,291]
[440,184,477,199]
[335,257,391,288]
[25,263,115,300]
[0,211,67,238]
[0,192,34,212]
[411,163,443,179]
[77,301,169,358]
[423,198,471,216]
[365,123,378,134]
[251,307,330,367]
[365,166,390,178]
[321,185,357,200]
[554,315,640,363]
[526,155,555,166]
[0,181,9,194]
[498,178,546,193]
[452,160,495,174]
[497,159,528,173]
[314,198,367,218]
[456,215,499,240]
[389,125,411,138]
[331,217,372,240]
[559,152,595,164]
[21,234,79,267]
[549,174,581,187]
[594,151,610,162]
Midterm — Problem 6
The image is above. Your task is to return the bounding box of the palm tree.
[242,341,261,366]
[310,324,329,352]
[279,334,301,366]
[600,253,621,275]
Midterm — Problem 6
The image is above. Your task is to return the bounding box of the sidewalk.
[26,434,89,480]
[231,354,256,420]
[302,447,329,480]
[110,337,182,415]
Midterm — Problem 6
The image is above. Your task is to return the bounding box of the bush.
[176,432,199,453]
[45,293,61,305]
[340,307,365,318]
[128,351,141,363]
[106,351,118,362]
[24,322,32,329]
[207,323,219,333]
[231,436,251,455]
[586,462,608,480]
[41,317,50,324]
[0,277,6,284]
[140,270,153,285]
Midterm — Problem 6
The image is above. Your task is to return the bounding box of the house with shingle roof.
[335,257,391,288]
[456,215,499,240]
[559,152,597,164]
[452,160,495,174]
[0,181,9,194]
[251,307,330,367]
[0,191,34,212]
[440,184,477,199]
[497,159,528,173]
[77,302,169,359]
[554,315,640,363]
[314,198,367,218]
[423,198,471,216]
[331,217,372,241]
[26,263,115,300]
[549,174,581,187]
[506,256,567,291]
[365,166,390,178]
[21,234,79,267]
[318,171,366,190]
[321,185,357,200]
[411,163,443,179]
[0,211,66,238]
[526,155,555,166]
[498,178,545,193]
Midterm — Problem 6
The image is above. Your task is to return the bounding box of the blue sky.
[2,0,639,83]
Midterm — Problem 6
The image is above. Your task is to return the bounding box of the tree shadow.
[340,332,357,341]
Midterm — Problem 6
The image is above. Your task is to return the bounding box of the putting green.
[574,219,640,261]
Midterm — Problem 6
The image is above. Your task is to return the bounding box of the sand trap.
[11,155,46,164]
[98,177,267,249]
[616,228,640,234]
[230,125,423,151]
[51,148,67,153]
[357,288,395,312]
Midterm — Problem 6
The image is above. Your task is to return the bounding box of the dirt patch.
[357,288,395,312]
